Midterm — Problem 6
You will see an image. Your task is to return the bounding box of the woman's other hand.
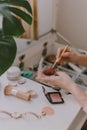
[36,71,76,93]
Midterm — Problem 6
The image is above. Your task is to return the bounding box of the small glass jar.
[6,66,21,81]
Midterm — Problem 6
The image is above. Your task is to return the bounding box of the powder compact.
[42,86,64,104]
[43,67,56,76]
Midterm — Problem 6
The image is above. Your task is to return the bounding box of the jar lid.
[7,66,21,80]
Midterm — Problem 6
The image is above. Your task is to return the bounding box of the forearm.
[71,54,87,67]
[77,55,87,67]
[69,84,87,108]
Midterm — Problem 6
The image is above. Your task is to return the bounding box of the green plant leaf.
[3,16,25,36]
[0,0,32,36]
[0,36,17,75]
[8,7,32,25]
[0,0,32,14]
[0,0,32,75]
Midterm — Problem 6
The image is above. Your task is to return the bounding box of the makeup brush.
[4,85,31,101]
[43,45,68,76]
[52,45,68,69]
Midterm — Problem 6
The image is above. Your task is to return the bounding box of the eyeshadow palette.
[42,86,64,104]
[46,92,64,104]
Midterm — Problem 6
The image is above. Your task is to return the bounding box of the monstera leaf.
[0,0,32,36]
[0,36,17,75]
[0,0,32,75]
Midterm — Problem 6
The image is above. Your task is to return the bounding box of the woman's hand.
[36,71,76,93]
[57,47,79,64]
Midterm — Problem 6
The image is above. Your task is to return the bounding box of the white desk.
[0,73,86,130]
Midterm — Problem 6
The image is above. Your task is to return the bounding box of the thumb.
[62,52,70,57]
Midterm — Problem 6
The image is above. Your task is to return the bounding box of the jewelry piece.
[23,112,40,119]
[11,112,22,119]
[41,106,54,116]
[0,111,39,120]
[0,106,54,120]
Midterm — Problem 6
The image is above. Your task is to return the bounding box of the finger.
[40,76,53,83]
[62,52,70,57]
[36,72,49,80]
[57,48,63,58]
[56,47,70,61]
[56,71,65,75]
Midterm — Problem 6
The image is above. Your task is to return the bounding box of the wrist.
[68,82,78,94]
[70,53,79,64]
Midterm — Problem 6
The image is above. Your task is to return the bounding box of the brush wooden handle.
[52,45,68,69]
[16,91,31,101]
[4,85,31,101]
[58,45,68,61]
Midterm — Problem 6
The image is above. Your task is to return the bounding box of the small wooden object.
[4,85,31,101]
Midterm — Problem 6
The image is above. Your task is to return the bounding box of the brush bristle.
[43,68,55,76]
[4,85,13,95]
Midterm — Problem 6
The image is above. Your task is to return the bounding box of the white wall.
[56,0,87,50]
[37,0,53,36]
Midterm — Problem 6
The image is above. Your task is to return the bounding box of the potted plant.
[0,0,32,75]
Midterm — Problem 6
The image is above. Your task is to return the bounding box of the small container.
[7,66,21,81]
